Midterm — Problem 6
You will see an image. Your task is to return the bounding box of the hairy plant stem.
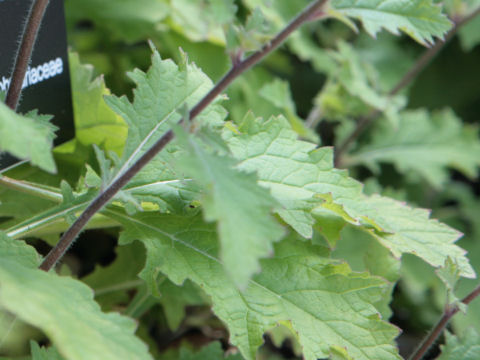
[5,0,50,110]
[409,284,480,360]
[39,0,329,271]
[334,7,480,167]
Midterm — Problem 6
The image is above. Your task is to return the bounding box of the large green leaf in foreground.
[0,233,152,360]
[222,114,474,278]
[0,102,56,173]
[329,0,452,46]
[174,127,284,288]
[108,210,401,360]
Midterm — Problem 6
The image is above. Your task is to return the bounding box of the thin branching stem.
[334,7,480,167]
[39,0,329,271]
[409,284,480,360]
[5,0,50,110]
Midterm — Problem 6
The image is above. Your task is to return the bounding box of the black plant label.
[0,0,74,170]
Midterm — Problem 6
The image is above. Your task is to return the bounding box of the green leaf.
[104,47,225,185]
[259,79,318,142]
[0,234,153,360]
[320,41,406,126]
[345,109,480,188]
[0,103,57,173]
[173,126,284,288]
[222,113,474,278]
[82,242,146,310]
[69,52,127,156]
[0,231,40,267]
[157,279,207,331]
[108,209,401,360]
[167,0,236,44]
[342,194,475,279]
[222,113,361,239]
[65,0,169,43]
[159,342,241,360]
[459,15,480,51]
[31,342,64,360]
[329,0,452,46]
[437,328,480,360]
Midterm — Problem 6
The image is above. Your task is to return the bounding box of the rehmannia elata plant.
[1,0,480,359]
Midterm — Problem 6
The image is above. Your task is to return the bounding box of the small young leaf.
[69,53,127,156]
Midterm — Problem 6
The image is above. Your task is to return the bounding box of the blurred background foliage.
[1,0,480,358]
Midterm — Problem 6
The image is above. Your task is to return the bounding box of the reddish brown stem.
[409,284,480,360]
[5,0,50,110]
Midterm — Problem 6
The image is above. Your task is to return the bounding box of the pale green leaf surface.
[159,342,241,360]
[0,231,40,268]
[31,342,64,360]
[0,103,56,173]
[0,254,152,360]
[459,15,480,51]
[332,225,400,319]
[65,0,169,42]
[174,127,284,288]
[342,195,475,278]
[437,328,480,360]
[223,113,361,238]
[69,52,127,155]
[346,109,480,188]
[109,210,401,360]
[105,48,225,184]
[329,0,452,46]
[259,79,318,142]
[158,279,206,331]
[167,0,237,44]
[326,41,406,126]
[98,48,226,212]
[222,114,474,278]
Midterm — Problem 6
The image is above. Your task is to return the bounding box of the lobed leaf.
[0,234,153,360]
[222,113,474,278]
[108,209,401,360]
[174,126,284,288]
[104,48,225,207]
[329,0,452,46]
